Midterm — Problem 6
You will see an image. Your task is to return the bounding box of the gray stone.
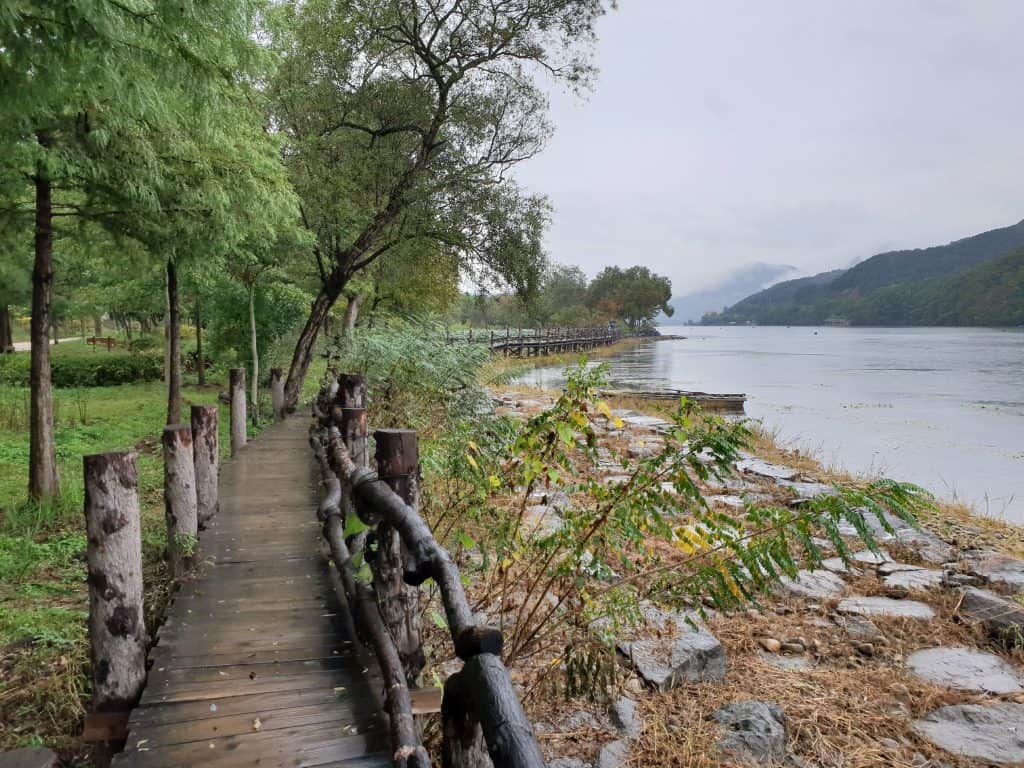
[959,587,1024,645]
[597,739,631,768]
[610,697,641,739]
[707,494,746,509]
[832,613,883,641]
[837,596,935,620]
[758,650,812,670]
[627,441,662,459]
[522,504,564,537]
[906,647,1022,694]
[851,549,892,564]
[0,749,59,768]
[912,703,1024,764]
[618,413,672,431]
[777,480,837,499]
[735,458,800,481]
[838,511,955,564]
[965,552,1024,593]
[713,700,788,764]
[549,760,591,768]
[880,563,944,590]
[779,569,846,599]
[821,557,852,574]
[617,605,726,690]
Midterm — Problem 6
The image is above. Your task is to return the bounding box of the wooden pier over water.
[447,325,620,356]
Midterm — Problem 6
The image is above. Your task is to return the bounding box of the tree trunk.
[283,283,345,412]
[29,168,60,500]
[165,260,181,425]
[270,368,285,421]
[83,451,147,713]
[248,282,259,425]
[195,299,205,386]
[342,292,365,337]
[0,305,13,353]
[93,314,103,338]
[190,404,218,529]
[229,368,247,455]
[162,425,197,578]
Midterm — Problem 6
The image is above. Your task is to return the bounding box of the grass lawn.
[0,349,325,762]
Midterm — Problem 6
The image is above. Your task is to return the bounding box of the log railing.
[309,374,546,768]
[446,325,620,357]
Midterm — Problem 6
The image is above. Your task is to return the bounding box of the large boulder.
[713,700,789,765]
[912,703,1024,764]
[616,604,726,690]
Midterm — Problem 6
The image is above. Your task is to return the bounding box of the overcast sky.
[513,1,1024,296]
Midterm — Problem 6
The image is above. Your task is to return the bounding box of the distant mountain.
[669,262,797,323]
[702,219,1024,326]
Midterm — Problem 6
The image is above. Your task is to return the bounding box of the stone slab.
[714,700,789,764]
[912,703,1024,764]
[779,569,846,599]
[906,647,1022,694]
[735,458,800,481]
[965,552,1024,593]
[837,596,935,620]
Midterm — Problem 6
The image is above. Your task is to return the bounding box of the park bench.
[86,336,120,350]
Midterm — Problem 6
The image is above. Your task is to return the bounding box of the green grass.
[0,347,327,758]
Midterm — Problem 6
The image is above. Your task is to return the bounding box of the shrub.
[0,352,164,388]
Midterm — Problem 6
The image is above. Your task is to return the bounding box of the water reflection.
[516,326,1024,523]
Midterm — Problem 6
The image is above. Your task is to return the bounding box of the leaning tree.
[268,0,610,410]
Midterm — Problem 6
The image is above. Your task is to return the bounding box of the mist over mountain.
[668,263,797,323]
[702,219,1024,326]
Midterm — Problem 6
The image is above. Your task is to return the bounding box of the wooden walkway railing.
[446,326,620,357]
[309,374,546,768]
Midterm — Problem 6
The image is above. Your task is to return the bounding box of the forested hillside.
[702,219,1024,326]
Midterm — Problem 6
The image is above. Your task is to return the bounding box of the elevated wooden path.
[113,416,391,768]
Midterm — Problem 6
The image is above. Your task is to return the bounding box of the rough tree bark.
[373,429,425,685]
[165,260,182,425]
[93,314,103,338]
[248,282,259,425]
[51,316,58,344]
[229,367,247,455]
[283,285,341,413]
[162,425,198,578]
[190,404,218,529]
[195,299,205,386]
[83,451,147,713]
[0,305,13,353]
[342,291,365,337]
[29,159,60,500]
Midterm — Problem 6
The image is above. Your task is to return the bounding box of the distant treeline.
[702,219,1024,326]
[451,264,673,330]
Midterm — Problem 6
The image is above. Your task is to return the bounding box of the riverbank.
[464,383,1024,768]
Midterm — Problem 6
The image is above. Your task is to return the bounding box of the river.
[515,326,1024,524]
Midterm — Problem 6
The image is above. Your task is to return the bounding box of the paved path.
[113,416,390,768]
[11,336,81,351]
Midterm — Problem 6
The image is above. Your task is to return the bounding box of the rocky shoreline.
[485,388,1024,768]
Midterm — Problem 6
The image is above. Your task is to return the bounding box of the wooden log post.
[374,428,426,685]
[162,425,198,578]
[229,367,247,455]
[270,367,286,421]
[335,374,368,466]
[83,452,148,717]
[190,404,218,529]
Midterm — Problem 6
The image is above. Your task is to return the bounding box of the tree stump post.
[442,669,491,768]
[229,367,247,455]
[270,367,286,421]
[374,428,426,684]
[190,404,218,529]
[83,452,147,719]
[163,425,198,578]
[335,374,368,466]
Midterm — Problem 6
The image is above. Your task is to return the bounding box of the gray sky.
[514,1,1024,295]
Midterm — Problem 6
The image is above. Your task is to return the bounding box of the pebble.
[854,642,874,657]
[780,641,805,654]
[758,637,782,653]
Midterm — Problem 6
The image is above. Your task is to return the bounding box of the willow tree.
[268,0,608,410]
[0,1,295,496]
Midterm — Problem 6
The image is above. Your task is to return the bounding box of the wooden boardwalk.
[113,416,391,768]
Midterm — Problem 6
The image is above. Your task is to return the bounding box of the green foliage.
[705,219,1024,326]
[0,351,163,388]
[586,265,674,329]
[450,362,932,676]
[327,322,492,433]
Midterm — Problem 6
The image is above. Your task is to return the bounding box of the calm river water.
[516,326,1024,524]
